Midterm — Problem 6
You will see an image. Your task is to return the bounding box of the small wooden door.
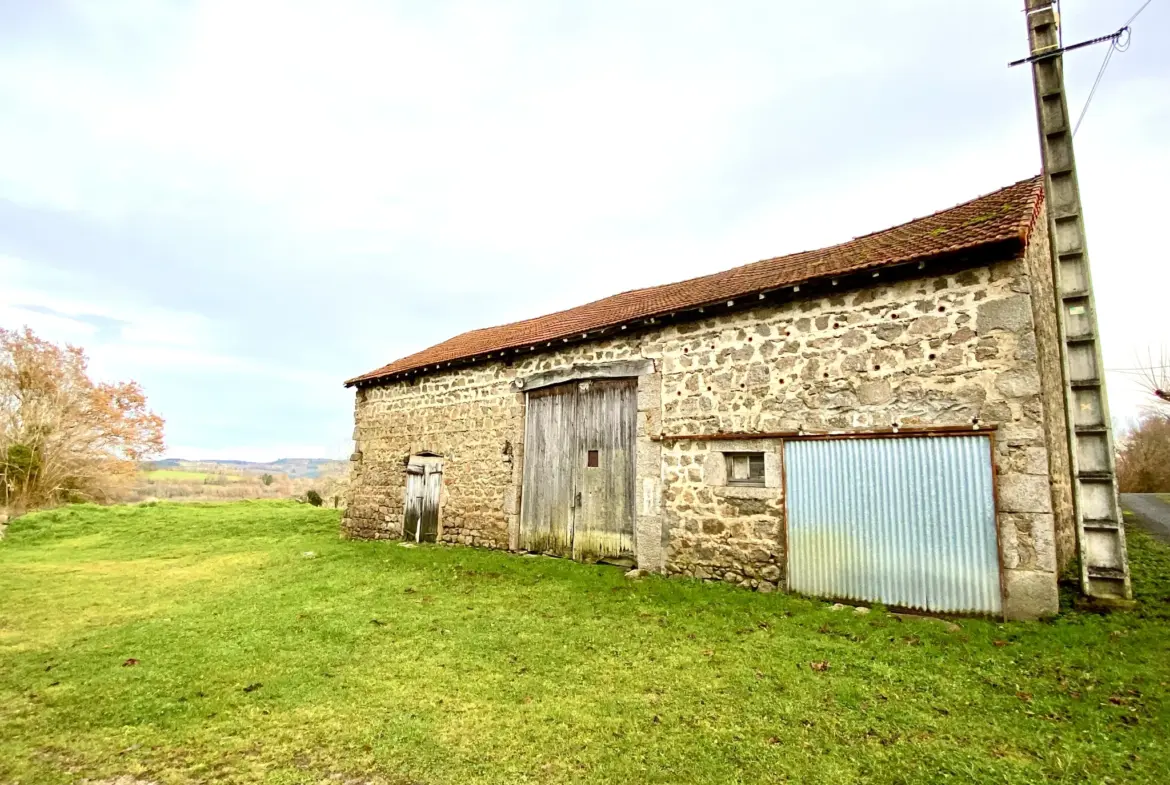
[403,461,441,543]
[520,378,636,561]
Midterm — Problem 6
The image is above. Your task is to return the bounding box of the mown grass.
[1,501,1168,784]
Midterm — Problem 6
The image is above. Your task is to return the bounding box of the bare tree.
[1111,347,1170,491]
[0,327,165,514]
[1132,347,1170,406]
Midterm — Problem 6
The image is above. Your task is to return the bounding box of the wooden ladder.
[1024,1,1131,600]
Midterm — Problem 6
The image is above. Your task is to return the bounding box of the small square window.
[587,449,599,468]
[725,452,765,487]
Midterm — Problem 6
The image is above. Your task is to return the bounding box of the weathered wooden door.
[403,462,441,543]
[520,378,636,561]
[519,384,579,556]
[573,379,636,560]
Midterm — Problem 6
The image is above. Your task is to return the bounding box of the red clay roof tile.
[347,175,1045,386]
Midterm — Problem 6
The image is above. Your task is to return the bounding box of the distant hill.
[144,458,347,479]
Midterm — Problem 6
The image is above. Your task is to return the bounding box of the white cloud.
[0,304,97,343]
[0,253,212,367]
[0,0,1167,456]
[0,252,335,391]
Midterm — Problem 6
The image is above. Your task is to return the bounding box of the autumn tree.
[1116,413,1170,493]
[0,327,165,514]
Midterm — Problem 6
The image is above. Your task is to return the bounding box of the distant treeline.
[141,458,347,479]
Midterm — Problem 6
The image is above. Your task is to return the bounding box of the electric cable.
[1073,0,1157,134]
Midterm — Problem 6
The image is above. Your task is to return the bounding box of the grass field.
[1,501,1168,784]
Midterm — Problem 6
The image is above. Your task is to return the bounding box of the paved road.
[1120,493,1170,545]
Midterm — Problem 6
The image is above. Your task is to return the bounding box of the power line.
[1008,29,1124,68]
[1072,0,1157,134]
[1073,41,1116,135]
[1126,0,1155,26]
[1106,365,1170,373]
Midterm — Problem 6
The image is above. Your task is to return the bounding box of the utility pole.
[1022,1,1131,602]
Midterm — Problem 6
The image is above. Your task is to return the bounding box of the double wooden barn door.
[520,378,636,562]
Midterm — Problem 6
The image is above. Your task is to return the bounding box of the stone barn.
[343,176,1073,620]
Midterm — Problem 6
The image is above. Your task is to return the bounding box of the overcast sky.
[1,0,1167,461]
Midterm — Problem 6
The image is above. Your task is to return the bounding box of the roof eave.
[343,232,1030,389]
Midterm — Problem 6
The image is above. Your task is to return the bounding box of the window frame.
[724,451,766,487]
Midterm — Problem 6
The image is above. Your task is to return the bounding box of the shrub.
[305,490,323,507]
[2,443,40,506]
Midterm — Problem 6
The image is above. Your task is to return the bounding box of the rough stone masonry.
[344,176,1074,621]
[345,218,1072,620]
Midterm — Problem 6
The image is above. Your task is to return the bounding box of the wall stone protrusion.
[998,473,1053,514]
[856,379,893,405]
[995,369,1042,399]
[977,295,1033,333]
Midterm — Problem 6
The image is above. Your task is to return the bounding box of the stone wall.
[661,438,785,591]
[345,243,1063,618]
[343,366,525,547]
[343,343,652,546]
[644,256,1060,617]
[1021,205,1076,571]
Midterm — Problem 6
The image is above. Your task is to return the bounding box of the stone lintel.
[515,359,656,391]
[712,486,782,501]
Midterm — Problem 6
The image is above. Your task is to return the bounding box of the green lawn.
[1,502,1168,784]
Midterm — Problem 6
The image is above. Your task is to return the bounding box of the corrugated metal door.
[785,436,1001,614]
[520,378,636,561]
[403,463,441,543]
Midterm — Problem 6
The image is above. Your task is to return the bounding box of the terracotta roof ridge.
[848,173,1044,243]
[1021,175,1047,244]
[606,175,1044,292]
[451,274,718,338]
[347,174,1045,386]
[457,174,1045,332]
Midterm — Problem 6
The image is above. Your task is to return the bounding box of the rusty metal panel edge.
[785,436,1001,615]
